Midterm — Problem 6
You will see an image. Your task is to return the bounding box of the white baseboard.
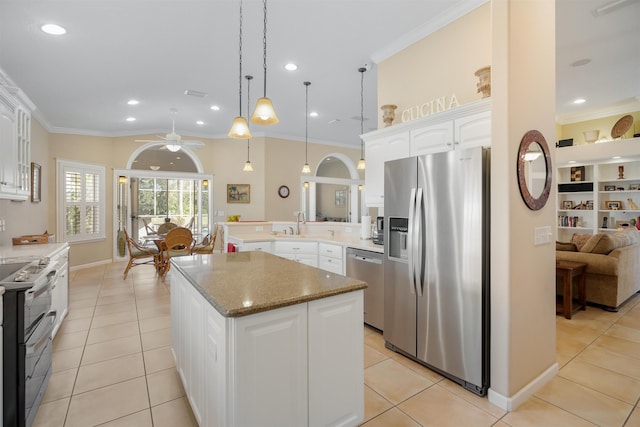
[69,258,113,272]
[488,362,559,411]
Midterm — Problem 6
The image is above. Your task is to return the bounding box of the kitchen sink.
[0,262,30,282]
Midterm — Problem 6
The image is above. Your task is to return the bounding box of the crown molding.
[370,0,488,64]
[556,97,640,125]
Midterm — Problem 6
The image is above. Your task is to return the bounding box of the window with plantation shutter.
[57,159,106,242]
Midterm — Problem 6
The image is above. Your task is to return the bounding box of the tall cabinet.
[556,138,640,242]
[0,85,31,201]
[362,99,491,208]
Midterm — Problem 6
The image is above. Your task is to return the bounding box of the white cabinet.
[170,270,364,427]
[273,241,318,267]
[362,99,491,207]
[237,240,272,253]
[363,132,410,206]
[410,110,491,156]
[0,89,30,201]
[318,242,344,275]
[51,246,70,338]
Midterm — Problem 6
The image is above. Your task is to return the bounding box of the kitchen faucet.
[295,211,306,235]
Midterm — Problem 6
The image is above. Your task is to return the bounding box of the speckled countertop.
[170,252,367,318]
[227,233,385,254]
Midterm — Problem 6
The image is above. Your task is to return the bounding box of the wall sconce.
[202,180,209,188]
[358,184,363,191]
[303,181,309,188]
[118,176,127,184]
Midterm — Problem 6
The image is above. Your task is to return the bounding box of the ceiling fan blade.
[135,139,163,143]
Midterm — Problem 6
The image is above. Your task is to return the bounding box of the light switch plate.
[534,226,552,245]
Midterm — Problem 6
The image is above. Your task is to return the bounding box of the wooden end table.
[555,260,587,319]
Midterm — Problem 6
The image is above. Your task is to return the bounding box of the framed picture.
[227,184,250,203]
[605,200,623,210]
[335,189,347,207]
[604,185,616,191]
[630,184,639,190]
[561,200,573,210]
[570,166,585,182]
[586,200,594,210]
[30,162,41,203]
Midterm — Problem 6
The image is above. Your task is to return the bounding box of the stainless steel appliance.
[346,248,384,331]
[383,146,489,396]
[372,217,384,245]
[2,258,58,427]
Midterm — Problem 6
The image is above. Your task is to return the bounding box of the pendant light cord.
[262,0,268,97]
[246,75,252,161]
[305,82,310,163]
[238,0,244,116]
[359,67,366,159]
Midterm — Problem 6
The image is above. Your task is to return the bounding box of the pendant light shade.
[251,0,279,125]
[229,0,253,139]
[244,75,254,172]
[357,67,366,170]
[302,81,311,174]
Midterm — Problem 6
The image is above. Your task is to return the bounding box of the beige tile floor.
[35,261,640,426]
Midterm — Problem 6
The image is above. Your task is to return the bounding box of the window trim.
[56,158,106,243]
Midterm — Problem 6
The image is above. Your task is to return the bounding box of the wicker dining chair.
[192,224,218,254]
[158,227,195,276]
[123,228,159,279]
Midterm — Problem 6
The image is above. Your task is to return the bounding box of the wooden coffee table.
[555,260,587,319]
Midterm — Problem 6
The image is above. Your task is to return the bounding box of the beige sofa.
[556,229,640,311]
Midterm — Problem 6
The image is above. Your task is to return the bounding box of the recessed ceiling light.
[176,157,181,160]
[284,63,298,71]
[210,105,220,111]
[612,156,621,159]
[196,120,204,125]
[568,160,576,164]
[41,24,67,35]
[571,58,591,67]
[126,117,136,122]
[170,162,175,165]
[127,99,139,105]
[150,165,160,171]
[310,112,318,117]
[573,98,586,105]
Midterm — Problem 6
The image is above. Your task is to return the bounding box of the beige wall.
[377,4,491,128]
[0,118,50,247]
[558,111,640,144]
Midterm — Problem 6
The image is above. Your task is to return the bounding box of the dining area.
[123,224,220,279]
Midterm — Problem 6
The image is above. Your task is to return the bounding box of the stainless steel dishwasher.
[346,248,384,331]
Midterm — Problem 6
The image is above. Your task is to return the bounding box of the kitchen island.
[169,251,366,427]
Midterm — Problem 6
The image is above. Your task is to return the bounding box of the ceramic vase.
[381,104,398,127]
[474,66,491,98]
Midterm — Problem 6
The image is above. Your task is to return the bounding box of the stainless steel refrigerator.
[383,146,489,396]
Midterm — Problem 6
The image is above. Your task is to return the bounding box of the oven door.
[23,272,54,341]
[23,311,55,426]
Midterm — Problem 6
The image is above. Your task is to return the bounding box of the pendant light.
[301,81,311,174]
[228,0,252,139]
[243,75,254,172]
[250,0,279,125]
[357,67,366,170]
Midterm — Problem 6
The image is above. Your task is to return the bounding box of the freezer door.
[383,157,417,356]
[416,147,486,389]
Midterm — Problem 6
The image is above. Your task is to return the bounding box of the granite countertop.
[227,232,384,254]
[170,252,367,318]
[0,243,69,264]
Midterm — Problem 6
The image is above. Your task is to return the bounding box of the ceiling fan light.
[243,161,254,172]
[357,158,366,170]
[250,97,279,125]
[228,117,253,139]
[166,144,181,152]
[302,163,311,174]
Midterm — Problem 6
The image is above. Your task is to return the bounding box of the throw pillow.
[580,233,615,254]
[556,241,578,251]
[571,233,592,251]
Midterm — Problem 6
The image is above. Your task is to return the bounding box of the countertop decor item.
[381,104,397,127]
[583,130,599,143]
[474,66,491,98]
[611,114,633,139]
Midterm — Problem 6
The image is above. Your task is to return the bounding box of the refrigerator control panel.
[388,217,408,261]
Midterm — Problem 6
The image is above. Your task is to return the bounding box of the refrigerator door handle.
[415,187,424,297]
[407,187,417,295]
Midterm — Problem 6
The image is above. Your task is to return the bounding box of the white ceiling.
[0,0,638,148]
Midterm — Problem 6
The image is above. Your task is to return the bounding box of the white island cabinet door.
[232,304,308,427]
[186,284,205,426]
[205,304,227,427]
[308,291,364,427]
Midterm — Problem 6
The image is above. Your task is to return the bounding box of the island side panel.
[308,290,365,426]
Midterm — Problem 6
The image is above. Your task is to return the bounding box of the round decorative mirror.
[517,130,552,211]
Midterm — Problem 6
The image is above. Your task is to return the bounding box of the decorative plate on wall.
[611,114,633,139]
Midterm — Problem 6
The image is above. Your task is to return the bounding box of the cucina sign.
[400,94,459,123]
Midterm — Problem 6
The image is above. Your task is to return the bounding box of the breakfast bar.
[168,251,366,427]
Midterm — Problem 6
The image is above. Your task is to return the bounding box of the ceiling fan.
[135,113,204,152]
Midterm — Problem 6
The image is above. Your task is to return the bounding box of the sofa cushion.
[616,229,640,244]
[571,233,592,251]
[556,241,578,251]
[581,232,631,255]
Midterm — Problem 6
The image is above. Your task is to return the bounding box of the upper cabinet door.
[410,121,454,156]
[0,101,17,197]
[364,132,410,207]
[455,110,491,149]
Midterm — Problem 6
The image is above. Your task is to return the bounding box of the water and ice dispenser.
[388,217,408,261]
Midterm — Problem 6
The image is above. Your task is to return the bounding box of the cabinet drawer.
[319,256,343,275]
[239,241,272,252]
[318,243,342,259]
[274,241,317,254]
